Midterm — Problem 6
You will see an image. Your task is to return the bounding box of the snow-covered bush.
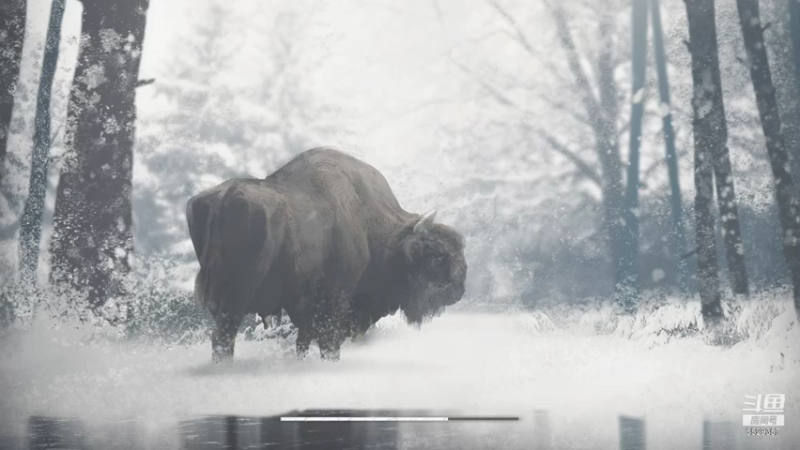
[116,255,209,346]
[0,255,209,345]
[242,312,297,342]
[520,288,796,350]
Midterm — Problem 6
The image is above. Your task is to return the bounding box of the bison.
[187,148,467,362]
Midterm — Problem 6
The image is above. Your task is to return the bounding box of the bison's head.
[393,210,467,325]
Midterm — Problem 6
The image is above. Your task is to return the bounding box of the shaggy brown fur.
[187,148,467,362]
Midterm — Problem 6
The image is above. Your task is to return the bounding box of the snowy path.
[1,311,798,449]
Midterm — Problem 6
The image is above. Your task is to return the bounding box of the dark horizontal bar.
[447,417,520,421]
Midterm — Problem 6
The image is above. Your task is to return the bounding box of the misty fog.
[1,0,799,448]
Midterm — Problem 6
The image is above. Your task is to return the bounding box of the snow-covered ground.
[0,292,798,449]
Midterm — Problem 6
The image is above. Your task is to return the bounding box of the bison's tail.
[194,271,214,312]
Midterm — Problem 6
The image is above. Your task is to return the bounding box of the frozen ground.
[0,291,798,449]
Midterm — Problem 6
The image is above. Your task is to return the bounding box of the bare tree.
[790,0,800,89]
[0,0,26,187]
[50,0,150,308]
[735,0,800,317]
[19,0,66,285]
[711,135,750,296]
[471,0,642,302]
[683,0,750,298]
[617,0,650,310]
[543,4,634,303]
[134,0,335,257]
[650,0,690,292]
[684,0,724,321]
[766,0,800,197]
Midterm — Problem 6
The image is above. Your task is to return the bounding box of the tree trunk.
[790,0,800,87]
[711,146,749,296]
[736,0,800,317]
[0,0,26,186]
[618,0,649,311]
[552,6,627,298]
[50,0,150,308]
[18,0,66,285]
[593,13,625,301]
[650,0,690,293]
[686,0,750,297]
[685,0,723,321]
[768,0,800,198]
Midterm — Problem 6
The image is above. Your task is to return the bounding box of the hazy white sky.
[22,0,546,166]
[16,0,777,212]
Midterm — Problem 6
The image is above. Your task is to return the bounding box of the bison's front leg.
[211,311,244,363]
[316,295,352,361]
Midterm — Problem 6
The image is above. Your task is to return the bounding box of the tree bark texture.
[736,0,800,316]
[0,0,27,186]
[686,0,750,297]
[685,0,724,320]
[50,0,150,307]
[790,0,800,89]
[19,0,66,285]
[768,0,800,198]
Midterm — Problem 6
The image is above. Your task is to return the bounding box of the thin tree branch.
[680,247,698,260]
[534,129,602,187]
[548,4,603,121]
[543,96,593,128]
[431,0,448,35]
[135,78,155,88]
[450,56,520,108]
[643,148,689,179]
[485,0,538,57]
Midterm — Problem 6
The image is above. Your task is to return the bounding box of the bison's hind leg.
[315,294,353,361]
[319,339,341,361]
[296,327,312,359]
[211,330,234,364]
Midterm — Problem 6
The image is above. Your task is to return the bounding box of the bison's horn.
[413,210,437,234]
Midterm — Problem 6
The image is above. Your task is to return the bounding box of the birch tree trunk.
[19,0,66,285]
[650,0,689,293]
[618,0,649,311]
[50,0,150,308]
[0,0,26,187]
[685,0,723,321]
[736,0,800,317]
[594,14,627,303]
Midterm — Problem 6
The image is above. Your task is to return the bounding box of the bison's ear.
[400,210,437,264]
[413,210,437,234]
